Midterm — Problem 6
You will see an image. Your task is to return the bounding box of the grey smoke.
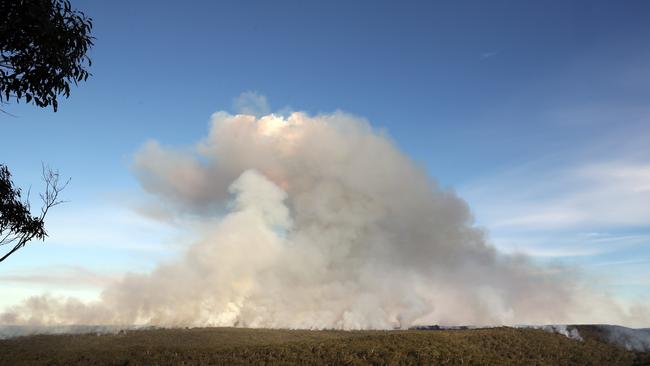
[523,324,583,341]
[1,111,648,329]
[0,325,146,339]
[599,325,650,352]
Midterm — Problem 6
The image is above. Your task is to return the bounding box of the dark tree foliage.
[0,0,93,111]
[0,164,68,263]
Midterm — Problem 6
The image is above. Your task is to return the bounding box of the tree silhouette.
[1,0,93,111]
[0,164,69,263]
[0,0,92,262]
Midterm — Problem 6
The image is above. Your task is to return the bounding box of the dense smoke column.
[2,111,646,329]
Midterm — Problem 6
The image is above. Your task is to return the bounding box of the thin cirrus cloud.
[232,91,271,117]
[459,151,650,301]
[45,203,184,253]
[462,159,650,232]
[480,50,500,59]
[458,121,650,278]
[0,266,119,288]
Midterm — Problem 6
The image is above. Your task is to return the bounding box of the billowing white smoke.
[1,111,647,329]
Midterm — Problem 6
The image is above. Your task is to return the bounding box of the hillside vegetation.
[1,326,649,365]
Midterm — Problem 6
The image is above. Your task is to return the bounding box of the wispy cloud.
[484,231,650,260]
[480,50,499,59]
[233,91,270,117]
[463,160,650,232]
[0,266,119,288]
[457,128,650,313]
[45,203,185,253]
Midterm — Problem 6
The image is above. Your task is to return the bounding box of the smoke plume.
[1,111,647,329]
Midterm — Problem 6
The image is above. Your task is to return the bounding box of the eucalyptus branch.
[0,164,69,263]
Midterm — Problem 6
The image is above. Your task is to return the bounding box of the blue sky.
[1,0,649,310]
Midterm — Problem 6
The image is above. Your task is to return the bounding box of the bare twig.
[0,164,69,263]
